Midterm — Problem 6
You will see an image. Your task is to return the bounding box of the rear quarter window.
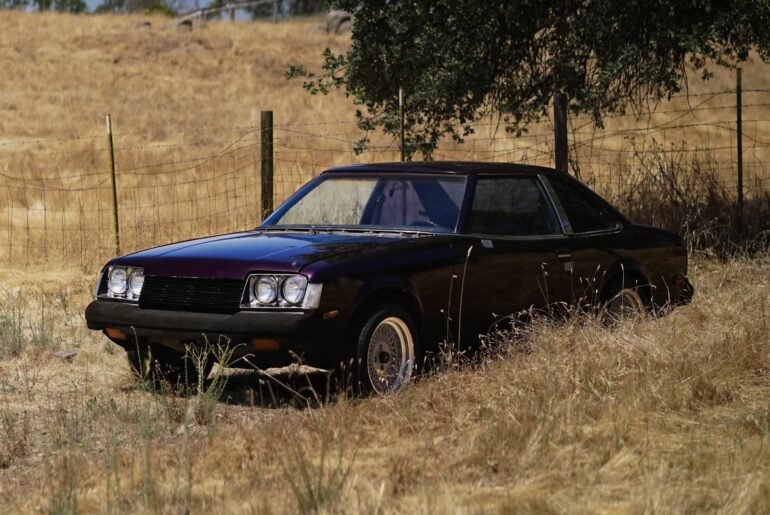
[548,176,619,233]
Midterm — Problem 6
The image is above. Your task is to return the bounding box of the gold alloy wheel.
[605,287,647,321]
[366,316,415,394]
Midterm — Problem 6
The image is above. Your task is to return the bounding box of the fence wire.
[0,89,768,268]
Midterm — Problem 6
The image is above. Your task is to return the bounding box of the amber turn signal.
[105,327,127,340]
[251,338,279,350]
[323,309,339,320]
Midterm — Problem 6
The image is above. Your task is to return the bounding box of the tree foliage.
[1,0,84,11]
[0,0,29,9]
[52,0,86,12]
[94,0,184,14]
[248,0,326,20]
[288,1,770,158]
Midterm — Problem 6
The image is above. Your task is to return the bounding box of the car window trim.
[461,232,567,242]
[540,174,624,236]
[460,173,567,239]
[537,174,573,235]
[456,173,477,235]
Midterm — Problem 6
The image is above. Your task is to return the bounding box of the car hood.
[113,230,442,280]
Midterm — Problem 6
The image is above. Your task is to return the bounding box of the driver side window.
[467,177,561,236]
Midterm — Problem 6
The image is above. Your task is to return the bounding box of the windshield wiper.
[254,226,437,237]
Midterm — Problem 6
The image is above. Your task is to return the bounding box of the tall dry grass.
[600,141,770,255]
[0,257,769,512]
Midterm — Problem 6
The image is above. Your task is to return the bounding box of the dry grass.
[0,256,769,513]
[0,13,769,511]
[0,12,357,135]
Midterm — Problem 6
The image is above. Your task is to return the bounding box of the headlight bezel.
[96,266,145,302]
[242,273,321,310]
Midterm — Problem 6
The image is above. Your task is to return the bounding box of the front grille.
[139,276,245,314]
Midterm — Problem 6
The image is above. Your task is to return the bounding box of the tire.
[126,345,213,391]
[343,303,420,396]
[602,278,648,323]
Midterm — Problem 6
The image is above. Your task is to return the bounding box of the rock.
[53,350,77,362]
[326,9,353,34]
[177,19,193,32]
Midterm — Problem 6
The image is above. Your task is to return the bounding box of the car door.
[541,174,625,305]
[451,174,572,346]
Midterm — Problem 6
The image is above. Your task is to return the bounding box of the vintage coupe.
[85,162,692,394]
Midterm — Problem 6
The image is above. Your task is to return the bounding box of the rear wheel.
[602,278,648,322]
[126,345,212,391]
[343,303,420,396]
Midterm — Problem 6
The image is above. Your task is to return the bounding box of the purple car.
[86,162,692,394]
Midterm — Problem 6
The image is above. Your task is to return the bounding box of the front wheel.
[346,303,420,395]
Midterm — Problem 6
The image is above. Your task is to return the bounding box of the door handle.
[555,250,572,262]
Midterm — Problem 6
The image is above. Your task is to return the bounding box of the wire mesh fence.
[1,88,768,268]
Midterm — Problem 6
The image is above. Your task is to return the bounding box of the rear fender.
[600,258,653,303]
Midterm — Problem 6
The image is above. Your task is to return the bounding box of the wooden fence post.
[736,68,744,236]
[554,93,568,173]
[261,111,274,219]
[106,114,121,256]
[399,87,405,162]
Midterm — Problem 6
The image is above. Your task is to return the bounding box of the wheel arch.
[600,257,653,304]
[352,281,423,329]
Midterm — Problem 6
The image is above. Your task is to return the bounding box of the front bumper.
[85,300,334,367]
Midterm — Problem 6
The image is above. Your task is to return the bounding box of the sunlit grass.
[0,257,768,512]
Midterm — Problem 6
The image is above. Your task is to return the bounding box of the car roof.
[321,161,631,225]
[323,161,558,175]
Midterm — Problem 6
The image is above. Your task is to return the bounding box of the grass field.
[1,257,769,513]
[1,10,770,514]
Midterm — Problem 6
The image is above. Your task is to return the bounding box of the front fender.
[353,275,423,317]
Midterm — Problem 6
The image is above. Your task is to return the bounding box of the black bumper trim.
[85,300,316,336]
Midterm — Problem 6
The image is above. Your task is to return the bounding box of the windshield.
[267,174,467,232]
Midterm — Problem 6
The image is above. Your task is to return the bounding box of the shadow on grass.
[207,367,336,410]
[119,367,336,409]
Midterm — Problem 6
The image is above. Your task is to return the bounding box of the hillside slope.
[1,11,769,139]
[0,12,356,137]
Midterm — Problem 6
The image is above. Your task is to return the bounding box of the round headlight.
[108,267,127,295]
[282,275,307,305]
[255,276,278,304]
[128,269,144,297]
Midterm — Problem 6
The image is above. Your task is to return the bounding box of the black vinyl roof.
[323,161,558,175]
